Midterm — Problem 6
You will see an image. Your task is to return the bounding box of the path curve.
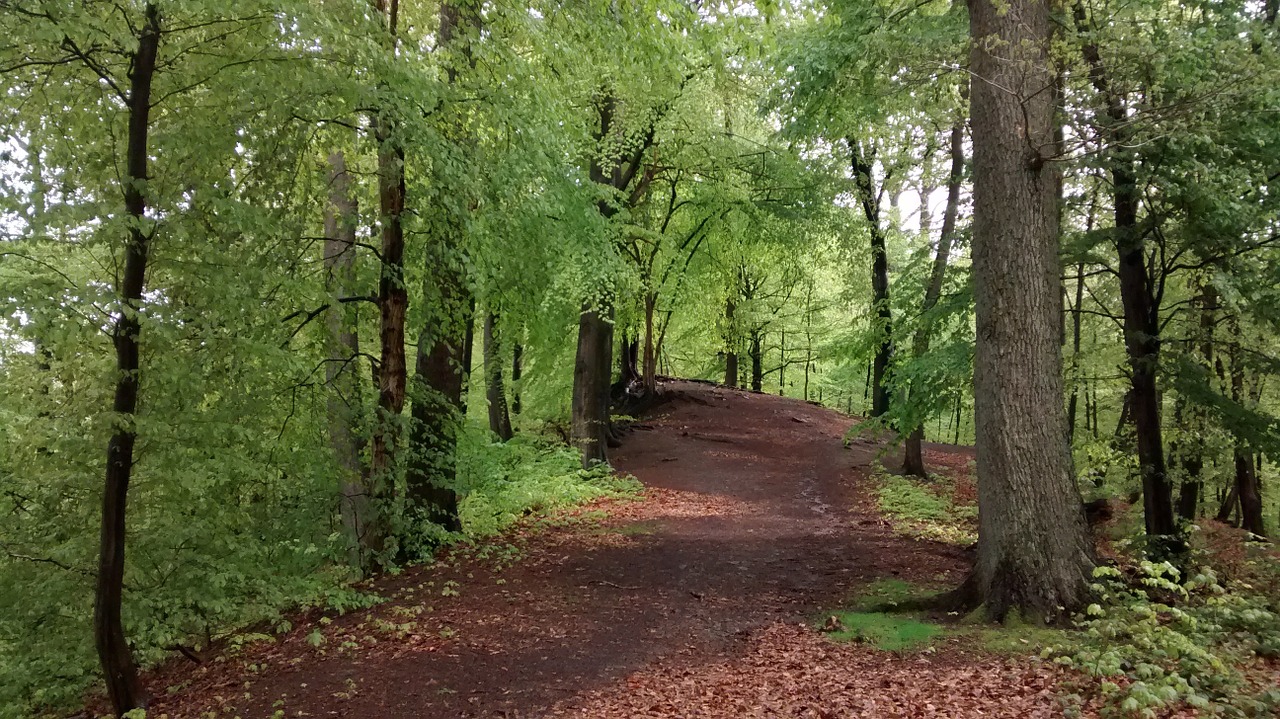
[149,381,1071,719]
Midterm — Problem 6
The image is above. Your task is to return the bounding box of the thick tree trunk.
[370,0,408,488]
[324,151,378,567]
[573,303,613,467]
[849,137,893,417]
[484,312,513,441]
[96,7,159,715]
[958,0,1094,622]
[724,297,739,388]
[749,330,763,392]
[904,118,965,478]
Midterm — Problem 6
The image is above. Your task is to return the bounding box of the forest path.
[150,381,1067,718]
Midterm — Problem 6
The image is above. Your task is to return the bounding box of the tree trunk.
[484,312,513,441]
[749,330,763,392]
[511,340,523,416]
[904,118,965,478]
[573,303,613,467]
[96,7,159,714]
[1229,317,1266,537]
[571,92,655,466]
[1177,286,1217,520]
[724,301,738,389]
[779,329,786,396]
[370,0,408,489]
[324,151,379,568]
[957,0,1094,622]
[1075,0,1178,549]
[849,137,893,417]
[642,292,658,395]
[401,0,478,533]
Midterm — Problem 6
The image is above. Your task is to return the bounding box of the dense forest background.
[0,0,1277,716]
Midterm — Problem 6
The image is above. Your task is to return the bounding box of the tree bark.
[402,0,479,533]
[849,137,893,417]
[1229,317,1266,537]
[484,312,513,441]
[724,298,738,388]
[642,292,658,395]
[370,0,408,491]
[958,0,1094,622]
[324,151,379,568]
[96,6,160,714]
[573,303,613,466]
[511,340,523,416]
[1075,1,1179,550]
[570,92,656,466]
[749,329,763,392]
[904,118,965,478]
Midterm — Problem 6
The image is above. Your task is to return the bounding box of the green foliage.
[456,429,642,539]
[825,611,943,652]
[873,467,976,544]
[1050,562,1280,718]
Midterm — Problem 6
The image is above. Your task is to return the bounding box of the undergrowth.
[1049,548,1280,719]
[2,425,637,719]
[872,465,977,544]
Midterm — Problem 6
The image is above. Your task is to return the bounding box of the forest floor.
[142,380,1077,719]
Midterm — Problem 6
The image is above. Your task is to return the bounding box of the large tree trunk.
[958,0,1094,622]
[370,0,408,491]
[904,118,965,478]
[849,137,893,417]
[573,303,613,467]
[1075,1,1179,550]
[324,151,379,568]
[724,298,738,388]
[96,7,160,715]
[484,312,513,441]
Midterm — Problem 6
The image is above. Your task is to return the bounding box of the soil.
[141,381,1069,719]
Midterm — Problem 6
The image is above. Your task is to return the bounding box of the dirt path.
[148,381,1068,718]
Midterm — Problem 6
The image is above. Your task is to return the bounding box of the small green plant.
[1048,561,1280,718]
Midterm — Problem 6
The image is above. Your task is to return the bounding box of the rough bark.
[484,312,513,441]
[96,6,159,714]
[903,119,965,478]
[849,137,893,417]
[958,0,1094,622]
[324,151,379,567]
